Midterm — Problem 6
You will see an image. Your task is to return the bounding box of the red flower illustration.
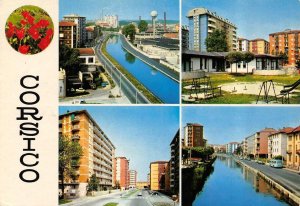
[38,37,51,51]
[15,28,25,40]
[20,19,27,26]
[22,11,35,25]
[18,45,30,54]
[28,25,40,40]
[6,22,15,38]
[45,28,54,39]
[36,19,49,28]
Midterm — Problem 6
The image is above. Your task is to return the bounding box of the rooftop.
[78,48,95,56]
[59,21,77,27]
[269,29,300,36]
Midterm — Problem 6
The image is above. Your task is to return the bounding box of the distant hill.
[119,20,179,26]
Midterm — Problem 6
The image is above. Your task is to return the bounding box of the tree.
[87,174,99,193]
[205,29,228,52]
[59,136,83,199]
[138,20,148,32]
[226,52,243,73]
[243,52,255,73]
[278,51,288,65]
[235,146,243,155]
[122,24,136,42]
[59,44,80,75]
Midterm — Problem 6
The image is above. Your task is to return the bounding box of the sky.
[59,0,179,21]
[182,0,300,40]
[59,106,179,181]
[182,106,300,145]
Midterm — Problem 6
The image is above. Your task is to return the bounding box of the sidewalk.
[146,192,178,206]
[61,190,124,206]
[283,167,300,174]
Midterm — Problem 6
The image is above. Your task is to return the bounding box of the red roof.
[78,48,95,55]
[86,27,94,32]
[59,21,76,27]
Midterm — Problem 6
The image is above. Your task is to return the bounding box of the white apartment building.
[268,128,293,159]
[238,38,249,52]
[128,170,137,188]
[226,142,239,154]
[103,15,119,28]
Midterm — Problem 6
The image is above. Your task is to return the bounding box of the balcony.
[72,135,80,140]
[287,150,292,154]
[208,23,216,29]
[72,125,80,131]
[296,149,300,155]
[59,119,63,125]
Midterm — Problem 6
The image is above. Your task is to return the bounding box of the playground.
[182,73,300,104]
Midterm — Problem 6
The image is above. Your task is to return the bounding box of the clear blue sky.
[60,0,179,21]
[182,0,300,40]
[182,106,300,145]
[59,106,179,181]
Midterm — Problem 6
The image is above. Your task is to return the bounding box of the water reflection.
[125,52,136,64]
[192,156,288,206]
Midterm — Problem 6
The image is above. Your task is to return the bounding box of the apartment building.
[183,123,204,147]
[249,38,269,54]
[170,130,179,194]
[226,142,239,154]
[59,21,77,48]
[150,161,168,191]
[269,29,300,66]
[244,134,255,157]
[128,170,137,188]
[238,38,249,52]
[286,126,300,171]
[59,110,115,197]
[165,161,171,192]
[254,128,277,158]
[182,26,189,50]
[268,127,293,159]
[113,157,129,190]
[187,8,237,52]
[63,14,87,47]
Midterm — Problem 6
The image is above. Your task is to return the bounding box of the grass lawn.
[59,199,71,205]
[182,73,300,104]
[104,203,118,206]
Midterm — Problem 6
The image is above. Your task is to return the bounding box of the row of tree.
[182,146,214,164]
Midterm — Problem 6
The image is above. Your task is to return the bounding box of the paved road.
[240,159,300,196]
[94,34,151,104]
[119,35,179,82]
[63,189,177,206]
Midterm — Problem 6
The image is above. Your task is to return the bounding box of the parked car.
[76,88,85,93]
[72,99,86,104]
[269,159,283,168]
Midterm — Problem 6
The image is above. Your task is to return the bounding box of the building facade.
[187,8,237,52]
[286,126,300,171]
[226,142,239,154]
[182,26,189,50]
[244,134,255,157]
[268,128,293,159]
[254,128,277,158]
[59,110,115,198]
[128,170,137,188]
[184,123,204,147]
[249,38,269,54]
[238,38,249,52]
[170,130,179,194]
[113,157,129,190]
[63,14,87,47]
[150,161,168,191]
[269,29,300,66]
[59,21,77,48]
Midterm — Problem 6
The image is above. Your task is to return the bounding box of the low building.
[286,126,300,171]
[150,161,168,191]
[59,110,115,198]
[182,50,283,74]
[136,182,149,189]
[268,127,293,159]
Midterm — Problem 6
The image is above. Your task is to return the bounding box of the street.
[240,159,300,196]
[63,189,177,206]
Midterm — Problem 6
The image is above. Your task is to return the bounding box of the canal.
[106,35,179,104]
[193,156,289,206]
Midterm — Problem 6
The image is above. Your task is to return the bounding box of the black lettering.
[19,169,39,183]
[20,153,39,167]
[23,138,36,152]
[20,75,39,89]
[20,122,39,136]
[20,91,40,105]
[16,107,43,121]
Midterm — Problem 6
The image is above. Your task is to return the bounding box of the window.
[237,62,241,68]
[243,61,246,68]
[88,57,94,63]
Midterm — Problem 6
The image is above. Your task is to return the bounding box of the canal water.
[193,156,289,206]
[106,35,179,104]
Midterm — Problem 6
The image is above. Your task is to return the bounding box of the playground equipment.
[256,80,278,104]
[189,76,222,100]
[279,79,300,104]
